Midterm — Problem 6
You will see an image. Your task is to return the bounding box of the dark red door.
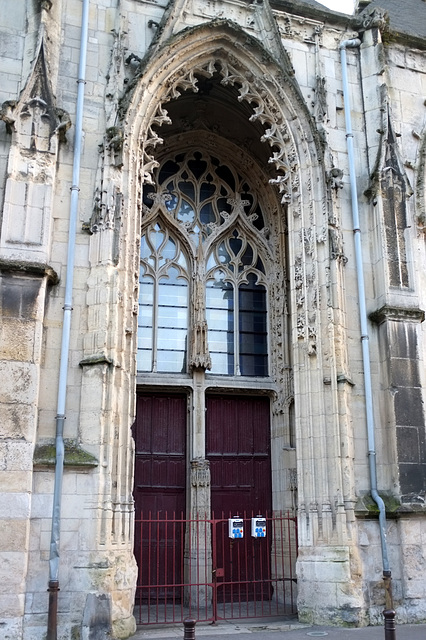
[206,395,272,601]
[133,393,187,601]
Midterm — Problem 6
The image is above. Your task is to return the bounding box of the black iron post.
[383,570,396,640]
[46,580,59,640]
[184,617,196,640]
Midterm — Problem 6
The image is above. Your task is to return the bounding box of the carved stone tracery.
[0,43,70,261]
[139,142,281,375]
[139,57,299,210]
[135,48,321,351]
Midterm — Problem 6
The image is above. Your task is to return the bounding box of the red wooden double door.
[133,392,272,601]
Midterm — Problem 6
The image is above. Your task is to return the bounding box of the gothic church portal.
[0,0,426,638]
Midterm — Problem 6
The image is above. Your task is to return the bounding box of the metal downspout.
[47,1,90,638]
[339,39,395,636]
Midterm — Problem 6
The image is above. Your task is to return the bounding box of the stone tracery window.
[138,150,270,377]
[138,223,189,373]
[206,231,268,375]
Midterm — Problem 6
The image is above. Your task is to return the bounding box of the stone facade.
[0,0,425,638]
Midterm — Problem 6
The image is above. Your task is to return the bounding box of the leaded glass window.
[138,150,271,377]
[206,230,267,375]
[138,223,189,373]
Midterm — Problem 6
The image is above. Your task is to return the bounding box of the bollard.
[383,570,396,640]
[384,608,396,640]
[184,617,196,640]
[47,580,59,640]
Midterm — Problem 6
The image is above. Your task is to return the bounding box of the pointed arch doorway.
[121,13,335,624]
[131,129,295,620]
[127,24,309,615]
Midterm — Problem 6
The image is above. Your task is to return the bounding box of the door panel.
[206,395,271,515]
[206,395,272,601]
[133,393,187,601]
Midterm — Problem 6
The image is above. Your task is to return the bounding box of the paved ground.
[129,618,426,640]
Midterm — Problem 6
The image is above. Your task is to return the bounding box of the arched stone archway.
[83,17,363,629]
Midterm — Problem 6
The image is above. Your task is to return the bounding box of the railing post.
[184,617,196,640]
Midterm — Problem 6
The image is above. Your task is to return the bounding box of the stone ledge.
[355,492,426,517]
[79,353,115,367]
[369,305,425,325]
[33,440,98,469]
[0,258,59,285]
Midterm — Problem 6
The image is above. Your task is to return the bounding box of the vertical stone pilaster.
[186,458,211,608]
[370,306,426,501]
[0,266,55,638]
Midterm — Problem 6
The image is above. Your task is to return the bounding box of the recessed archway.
[120,16,344,625]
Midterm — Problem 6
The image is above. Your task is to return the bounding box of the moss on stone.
[356,493,401,515]
[34,440,98,469]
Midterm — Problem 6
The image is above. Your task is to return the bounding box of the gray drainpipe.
[47,1,90,638]
[339,39,395,634]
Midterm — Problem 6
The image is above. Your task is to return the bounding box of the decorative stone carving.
[416,130,426,233]
[106,126,124,168]
[326,167,344,191]
[190,267,212,371]
[303,228,314,257]
[316,226,327,244]
[190,458,211,488]
[329,227,347,263]
[0,43,69,263]
[369,305,425,325]
[123,17,326,387]
[355,6,389,32]
[138,56,299,207]
[87,182,123,235]
[277,13,324,46]
[380,119,412,288]
[0,49,70,152]
[289,468,297,490]
[269,174,292,204]
[314,75,328,124]
[115,15,327,366]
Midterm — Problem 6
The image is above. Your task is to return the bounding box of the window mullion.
[152,276,159,372]
[234,279,240,376]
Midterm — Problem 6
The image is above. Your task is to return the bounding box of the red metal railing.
[134,512,297,625]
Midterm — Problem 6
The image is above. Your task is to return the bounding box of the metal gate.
[134,512,297,625]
